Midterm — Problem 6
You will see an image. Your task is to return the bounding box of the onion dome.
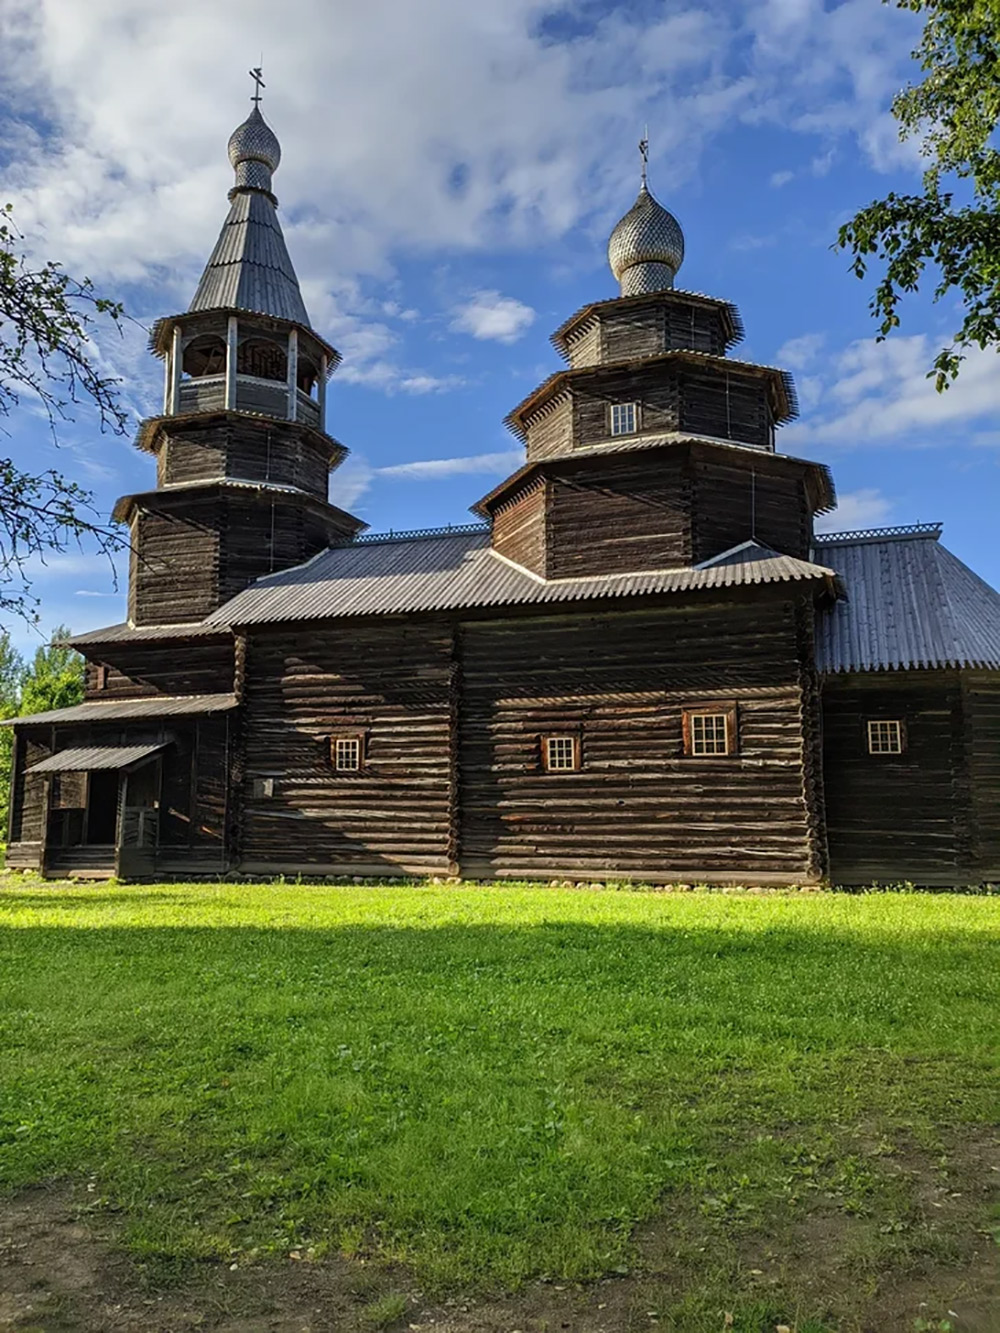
[608,181,685,296]
[227,106,282,196]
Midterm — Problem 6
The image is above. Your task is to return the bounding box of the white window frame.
[332,735,364,772]
[543,735,581,772]
[867,719,904,755]
[609,402,639,437]
[683,705,738,758]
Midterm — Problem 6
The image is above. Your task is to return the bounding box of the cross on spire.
[249,66,265,106]
[639,127,649,187]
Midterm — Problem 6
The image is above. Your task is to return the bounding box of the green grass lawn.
[0,879,998,1327]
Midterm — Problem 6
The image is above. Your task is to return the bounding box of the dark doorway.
[86,771,119,844]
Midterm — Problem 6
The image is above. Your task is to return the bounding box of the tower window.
[542,735,581,772]
[683,706,738,757]
[867,719,904,755]
[609,402,638,436]
[332,735,364,772]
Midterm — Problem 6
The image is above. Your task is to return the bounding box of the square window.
[683,706,737,757]
[333,736,363,771]
[543,735,580,772]
[867,719,904,755]
[251,777,274,799]
[610,402,638,436]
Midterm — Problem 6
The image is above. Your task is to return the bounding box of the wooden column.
[318,353,328,431]
[287,328,299,422]
[169,324,182,415]
[225,316,238,410]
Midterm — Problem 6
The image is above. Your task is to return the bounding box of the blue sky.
[2,0,998,653]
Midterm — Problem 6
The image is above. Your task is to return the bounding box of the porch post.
[168,324,182,415]
[318,353,328,431]
[287,327,299,422]
[225,315,238,410]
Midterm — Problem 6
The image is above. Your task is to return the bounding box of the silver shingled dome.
[228,106,282,173]
[607,182,685,295]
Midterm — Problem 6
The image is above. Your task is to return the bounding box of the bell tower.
[117,77,365,627]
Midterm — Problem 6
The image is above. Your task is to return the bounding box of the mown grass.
[0,879,997,1311]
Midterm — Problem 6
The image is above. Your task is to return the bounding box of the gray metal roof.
[815,525,1000,672]
[67,622,231,647]
[6,693,237,728]
[27,742,170,774]
[203,529,837,628]
[189,189,309,326]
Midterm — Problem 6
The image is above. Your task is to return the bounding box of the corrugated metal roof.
[6,693,237,728]
[27,742,169,774]
[815,526,1000,672]
[189,190,309,326]
[67,622,231,647]
[203,530,837,627]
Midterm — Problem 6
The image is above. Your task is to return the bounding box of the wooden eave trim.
[149,310,340,369]
[549,291,744,360]
[506,349,796,440]
[133,410,348,466]
[113,479,367,533]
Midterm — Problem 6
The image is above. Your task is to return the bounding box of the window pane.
[335,738,361,771]
[867,720,902,754]
[691,713,729,755]
[610,402,637,436]
[546,736,578,771]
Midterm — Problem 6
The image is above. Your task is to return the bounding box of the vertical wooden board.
[964,673,1000,877]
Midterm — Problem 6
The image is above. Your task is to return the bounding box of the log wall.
[964,673,1000,880]
[158,416,330,501]
[491,482,547,575]
[458,597,820,882]
[691,454,813,561]
[83,638,234,699]
[822,672,968,885]
[524,396,573,461]
[240,620,454,875]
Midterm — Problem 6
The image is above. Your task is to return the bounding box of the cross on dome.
[607,134,685,296]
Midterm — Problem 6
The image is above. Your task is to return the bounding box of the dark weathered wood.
[563,294,732,370]
[491,482,547,573]
[84,639,234,699]
[822,672,969,885]
[240,620,454,875]
[458,598,820,882]
[156,414,332,501]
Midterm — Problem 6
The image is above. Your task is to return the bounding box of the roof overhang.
[27,742,170,774]
[133,410,347,468]
[472,434,835,518]
[4,693,238,729]
[550,289,745,361]
[149,309,340,372]
[111,477,367,536]
[505,351,798,440]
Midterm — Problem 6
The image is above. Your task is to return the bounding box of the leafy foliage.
[0,625,83,836]
[0,206,128,621]
[837,0,1000,388]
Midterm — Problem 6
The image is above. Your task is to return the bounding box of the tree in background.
[0,206,128,623]
[0,626,84,839]
[837,0,1000,389]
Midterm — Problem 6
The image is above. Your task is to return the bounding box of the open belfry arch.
[7,97,1000,886]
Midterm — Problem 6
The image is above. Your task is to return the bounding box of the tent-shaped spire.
[189,101,310,327]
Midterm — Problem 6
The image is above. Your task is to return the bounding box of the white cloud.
[377,450,522,481]
[815,487,892,533]
[783,335,1000,451]
[777,332,825,369]
[451,291,536,344]
[770,169,794,188]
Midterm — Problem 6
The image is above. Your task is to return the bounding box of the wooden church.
[7,98,1000,886]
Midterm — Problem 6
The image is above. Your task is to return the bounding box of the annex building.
[7,102,1000,886]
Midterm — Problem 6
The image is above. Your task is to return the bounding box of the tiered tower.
[116,87,364,626]
[476,153,833,576]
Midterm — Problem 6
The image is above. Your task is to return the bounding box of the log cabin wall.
[564,320,601,369]
[679,366,773,448]
[491,482,548,575]
[240,619,454,875]
[131,498,222,624]
[524,395,573,461]
[458,596,821,883]
[962,673,1000,880]
[690,454,813,561]
[570,365,680,445]
[544,456,691,579]
[83,638,234,699]
[562,297,731,370]
[156,416,331,502]
[6,734,50,866]
[821,672,971,885]
[600,303,664,363]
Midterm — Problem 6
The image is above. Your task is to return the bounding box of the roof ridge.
[344,522,490,547]
[814,522,943,547]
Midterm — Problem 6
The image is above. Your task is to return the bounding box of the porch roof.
[3,692,237,728]
[27,742,169,774]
